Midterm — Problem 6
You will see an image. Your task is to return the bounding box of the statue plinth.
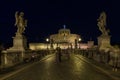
[7,33,27,52]
[97,35,111,51]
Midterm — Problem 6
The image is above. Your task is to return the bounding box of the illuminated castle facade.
[29,26,94,50]
[49,27,80,49]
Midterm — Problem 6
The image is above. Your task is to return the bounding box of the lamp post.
[78,38,82,49]
[0,43,4,65]
[46,38,49,49]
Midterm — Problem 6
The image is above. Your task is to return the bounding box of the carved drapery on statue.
[97,11,109,36]
[15,11,27,34]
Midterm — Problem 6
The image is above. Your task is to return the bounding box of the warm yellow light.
[78,38,81,41]
[46,38,49,42]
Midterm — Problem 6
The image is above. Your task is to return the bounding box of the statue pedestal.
[3,33,28,67]
[7,33,27,52]
[97,35,111,51]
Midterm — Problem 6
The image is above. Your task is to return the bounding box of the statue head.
[20,12,24,17]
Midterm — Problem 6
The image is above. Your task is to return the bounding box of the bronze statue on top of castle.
[97,11,109,36]
[15,11,27,34]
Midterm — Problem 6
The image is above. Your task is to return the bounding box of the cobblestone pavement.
[2,54,118,80]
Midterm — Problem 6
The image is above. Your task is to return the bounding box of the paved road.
[4,54,115,80]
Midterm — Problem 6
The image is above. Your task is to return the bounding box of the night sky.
[0,0,120,47]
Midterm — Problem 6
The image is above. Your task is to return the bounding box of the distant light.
[78,38,81,41]
[46,38,49,42]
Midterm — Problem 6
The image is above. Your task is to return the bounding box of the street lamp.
[78,38,82,49]
[46,38,49,42]
[46,38,49,49]
[78,38,81,42]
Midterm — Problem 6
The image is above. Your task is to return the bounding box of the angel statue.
[97,11,109,36]
[15,11,27,34]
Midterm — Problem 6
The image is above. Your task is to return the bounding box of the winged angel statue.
[14,11,27,34]
[97,11,109,35]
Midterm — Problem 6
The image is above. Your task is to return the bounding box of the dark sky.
[0,0,120,47]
